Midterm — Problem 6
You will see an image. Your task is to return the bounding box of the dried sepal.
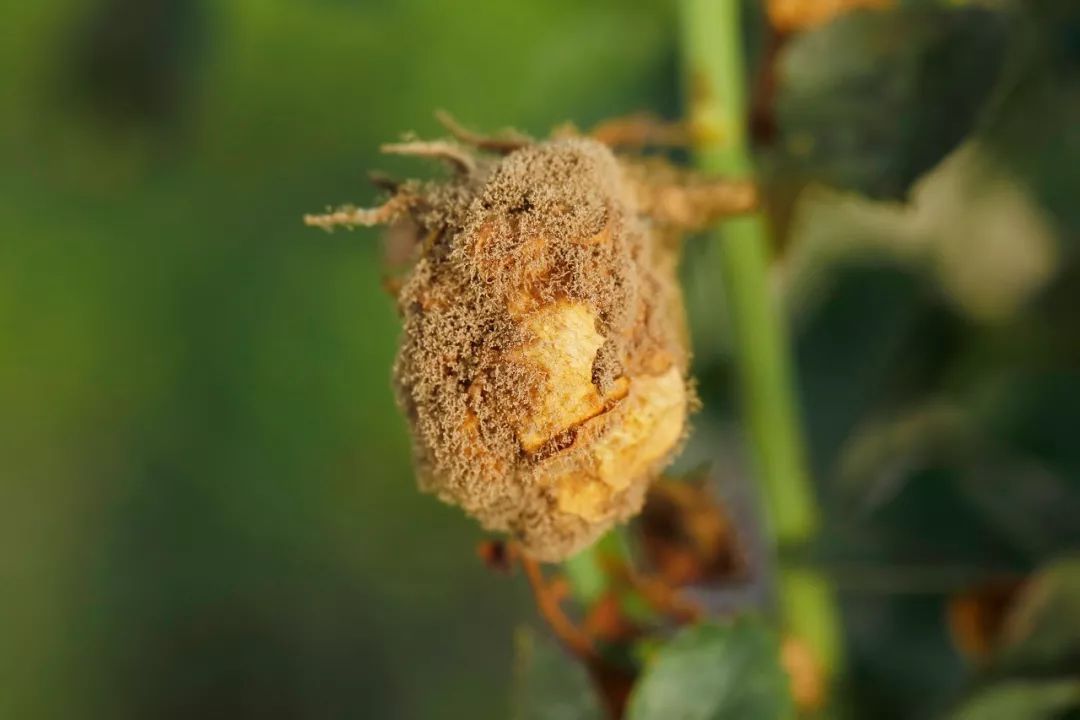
[588,113,689,149]
[380,140,476,175]
[624,159,759,230]
[303,192,417,231]
[434,110,532,154]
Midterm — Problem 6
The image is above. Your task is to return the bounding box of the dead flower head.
[305,114,756,561]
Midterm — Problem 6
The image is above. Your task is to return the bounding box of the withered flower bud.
[306,118,756,561]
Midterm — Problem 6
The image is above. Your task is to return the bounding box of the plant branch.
[678,0,844,686]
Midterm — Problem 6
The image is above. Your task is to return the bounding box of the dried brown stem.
[518,549,598,660]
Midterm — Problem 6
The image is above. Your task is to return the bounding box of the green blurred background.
[1,0,1077,718]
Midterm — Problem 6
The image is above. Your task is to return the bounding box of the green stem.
[678,0,843,681]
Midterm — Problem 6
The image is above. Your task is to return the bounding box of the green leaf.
[563,530,629,606]
[948,679,1080,720]
[977,0,1080,237]
[776,6,1008,199]
[626,618,793,720]
[563,547,609,607]
[512,626,605,720]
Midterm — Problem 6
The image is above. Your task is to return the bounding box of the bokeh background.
[2,0,1077,718]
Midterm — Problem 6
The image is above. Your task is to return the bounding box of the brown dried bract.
[638,474,746,587]
[947,577,1026,664]
[306,115,757,562]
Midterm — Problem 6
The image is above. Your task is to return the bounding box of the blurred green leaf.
[626,618,793,720]
[957,458,1080,558]
[564,531,626,606]
[948,679,1080,720]
[777,6,1007,199]
[513,626,605,720]
[977,0,1080,237]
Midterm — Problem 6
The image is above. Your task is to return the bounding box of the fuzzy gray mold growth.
[305,118,757,561]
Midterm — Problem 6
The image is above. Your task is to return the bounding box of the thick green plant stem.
[678,0,843,681]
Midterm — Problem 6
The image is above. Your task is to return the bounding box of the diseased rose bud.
[305,117,756,561]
